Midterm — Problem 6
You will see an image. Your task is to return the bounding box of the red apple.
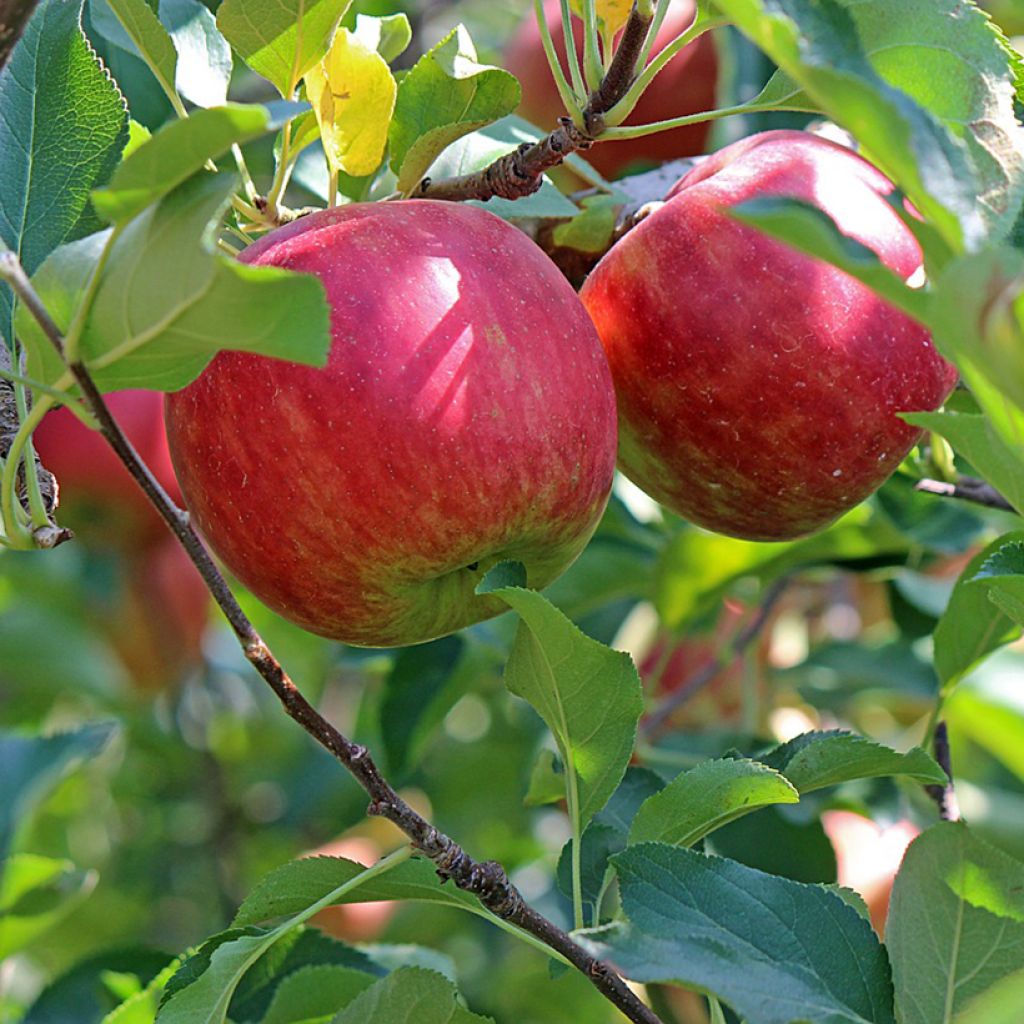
[110,537,210,692]
[580,130,958,540]
[33,389,182,549]
[823,810,918,935]
[504,0,718,179]
[165,201,617,648]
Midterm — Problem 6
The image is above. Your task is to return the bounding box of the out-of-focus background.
[3,2,1024,1022]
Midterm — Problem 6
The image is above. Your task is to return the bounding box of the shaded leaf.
[0,721,117,863]
[580,843,895,1024]
[887,822,1024,1024]
[0,0,127,344]
[758,730,946,792]
[259,965,374,1024]
[0,854,96,958]
[933,532,1024,689]
[330,968,493,1024]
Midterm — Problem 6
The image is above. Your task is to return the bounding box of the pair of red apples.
[161,129,955,647]
[41,131,956,649]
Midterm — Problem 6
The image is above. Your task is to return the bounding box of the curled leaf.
[305,27,396,178]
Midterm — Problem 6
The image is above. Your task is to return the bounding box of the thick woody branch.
[3,257,663,1024]
[417,1,653,202]
[0,0,36,70]
[915,476,1015,513]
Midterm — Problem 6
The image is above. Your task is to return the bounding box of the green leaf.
[0,721,117,862]
[229,928,381,1023]
[580,843,895,1024]
[555,822,623,919]
[259,965,374,1024]
[729,197,929,322]
[380,636,464,778]
[945,649,1024,783]
[926,247,1024,446]
[91,104,273,224]
[0,854,96,958]
[758,730,947,792]
[159,0,232,108]
[712,0,985,251]
[887,822,1024,1024]
[232,856,479,928]
[101,960,181,1024]
[330,968,493,1024]
[388,25,520,194]
[954,968,1024,1024]
[971,538,1024,626]
[0,0,127,344]
[905,411,1024,517]
[352,12,411,64]
[555,767,666,918]
[747,0,1024,242]
[629,758,799,847]
[216,0,352,98]
[157,851,410,1024]
[486,586,643,830]
[933,532,1024,689]
[105,0,179,101]
[524,749,566,807]
[19,172,330,393]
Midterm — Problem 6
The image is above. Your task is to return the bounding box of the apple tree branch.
[0,250,664,1024]
[414,0,657,202]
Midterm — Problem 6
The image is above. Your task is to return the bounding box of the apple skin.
[165,200,617,648]
[579,129,959,541]
[504,0,718,179]
[33,389,183,549]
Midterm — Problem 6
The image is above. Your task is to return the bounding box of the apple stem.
[914,476,1015,512]
[416,0,655,202]
[3,250,667,1024]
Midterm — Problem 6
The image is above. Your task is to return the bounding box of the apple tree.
[1,1,1024,1022]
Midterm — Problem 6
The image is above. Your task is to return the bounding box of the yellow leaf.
[305,28,397,178]
[569,0,635,37]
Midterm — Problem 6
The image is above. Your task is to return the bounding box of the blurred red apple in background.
[580,129,958,540]
[823,810,918,934]
[110,537,209,692]
[34,389,182,550]
[166,200,617,648]
[505,0,718,178]
[33,390,208,690]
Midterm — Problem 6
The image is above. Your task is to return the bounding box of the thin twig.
[415,1,654,202]
[643,578,791,739]
[915,476,1016,513]
[924,720,960,822]
[4,255,662,1024]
